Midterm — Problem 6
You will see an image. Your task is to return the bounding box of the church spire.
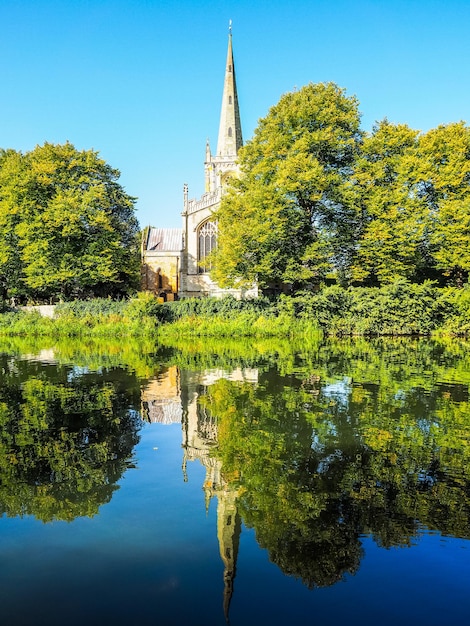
[216,22,243,158]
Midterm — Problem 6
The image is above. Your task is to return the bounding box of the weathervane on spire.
[229,19,232,33]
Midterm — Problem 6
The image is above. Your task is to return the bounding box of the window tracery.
[198,220,217,273]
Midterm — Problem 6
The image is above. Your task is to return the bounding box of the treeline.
[0,142,140,302]
[212,83,470,292]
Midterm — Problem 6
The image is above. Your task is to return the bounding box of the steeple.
[216,22,243,158]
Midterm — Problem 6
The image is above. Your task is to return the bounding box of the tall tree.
[350,120,423,284]
[212,83,363,292]
[0,149,28,299]
[0,142,140,300]
[416,122,470,285]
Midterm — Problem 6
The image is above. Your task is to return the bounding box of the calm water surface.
[0,337,469,625]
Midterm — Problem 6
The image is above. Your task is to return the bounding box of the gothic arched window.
[228,127,232,137]
[198,220,217,273]
[229,95,232,105]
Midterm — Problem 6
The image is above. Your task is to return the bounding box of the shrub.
[437,285,470,335]
[159,295,274,322]
[124,292,162,322]
[56,299,127,318]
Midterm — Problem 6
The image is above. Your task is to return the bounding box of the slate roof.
[146,227,183,252]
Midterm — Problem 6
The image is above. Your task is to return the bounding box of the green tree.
[212,83,363,292]
[0,149,28,300]
[0,142,140,300]
[352,120,470,286]
[350,120,423,284]
[415,122,470,285]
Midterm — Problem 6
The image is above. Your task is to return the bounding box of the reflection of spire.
[180,371,246,622]
[182,450,188,483]
[217,487,241,623]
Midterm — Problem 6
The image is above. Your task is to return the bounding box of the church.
[141,28,257,300]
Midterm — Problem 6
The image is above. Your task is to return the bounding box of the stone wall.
[141,252,180,300]
[20,305,56,318]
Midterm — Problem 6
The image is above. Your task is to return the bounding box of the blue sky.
[1,0,469,229]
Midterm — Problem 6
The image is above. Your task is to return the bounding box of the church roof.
[146,227,183,252]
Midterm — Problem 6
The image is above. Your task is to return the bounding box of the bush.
[437,285,470,335]
[273,280,452,336]
[159,295,274,323]
[56,299,127,318]
[347,280,447,335]
[124,292,162,321]
[0,284,467,339]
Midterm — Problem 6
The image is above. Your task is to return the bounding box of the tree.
[415,122,470,285]
[350,120,470,286]
[212,83,363,292]
[0,149,28,299]
[349,120,423,284]
[0,142,140,300]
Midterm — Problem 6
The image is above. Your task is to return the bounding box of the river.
[0,336,469,625]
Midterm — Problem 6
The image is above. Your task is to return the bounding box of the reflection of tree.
[204,379,364,588]
[204,347,470,588]
[0,335,162,379]
[0,359,141,522]
[354,384,470,542]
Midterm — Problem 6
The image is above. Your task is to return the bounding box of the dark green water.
[0,337,469,625]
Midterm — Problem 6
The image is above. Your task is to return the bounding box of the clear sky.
[1,0,469,229]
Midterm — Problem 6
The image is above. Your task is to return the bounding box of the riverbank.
[0,281,469,338]
[0,296,159,338]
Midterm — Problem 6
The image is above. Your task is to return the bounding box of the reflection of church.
[141,366,257,620]
[141,28,257,300]
[140,366,182,424]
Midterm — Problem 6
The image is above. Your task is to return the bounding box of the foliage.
[0,142,140,301]
[0,297,160,338]
[436,284,470,335]
[353,121,470,286]
[0,282,468,339]
[157,294,274,322]
[55,298,127,317]
[287,280,450,335]
[156,283,464,338]
[212,83,363,291]
[418,123,470,283]
[124,290,164,320]
[350,120,423,283]
[210,82,470,291]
